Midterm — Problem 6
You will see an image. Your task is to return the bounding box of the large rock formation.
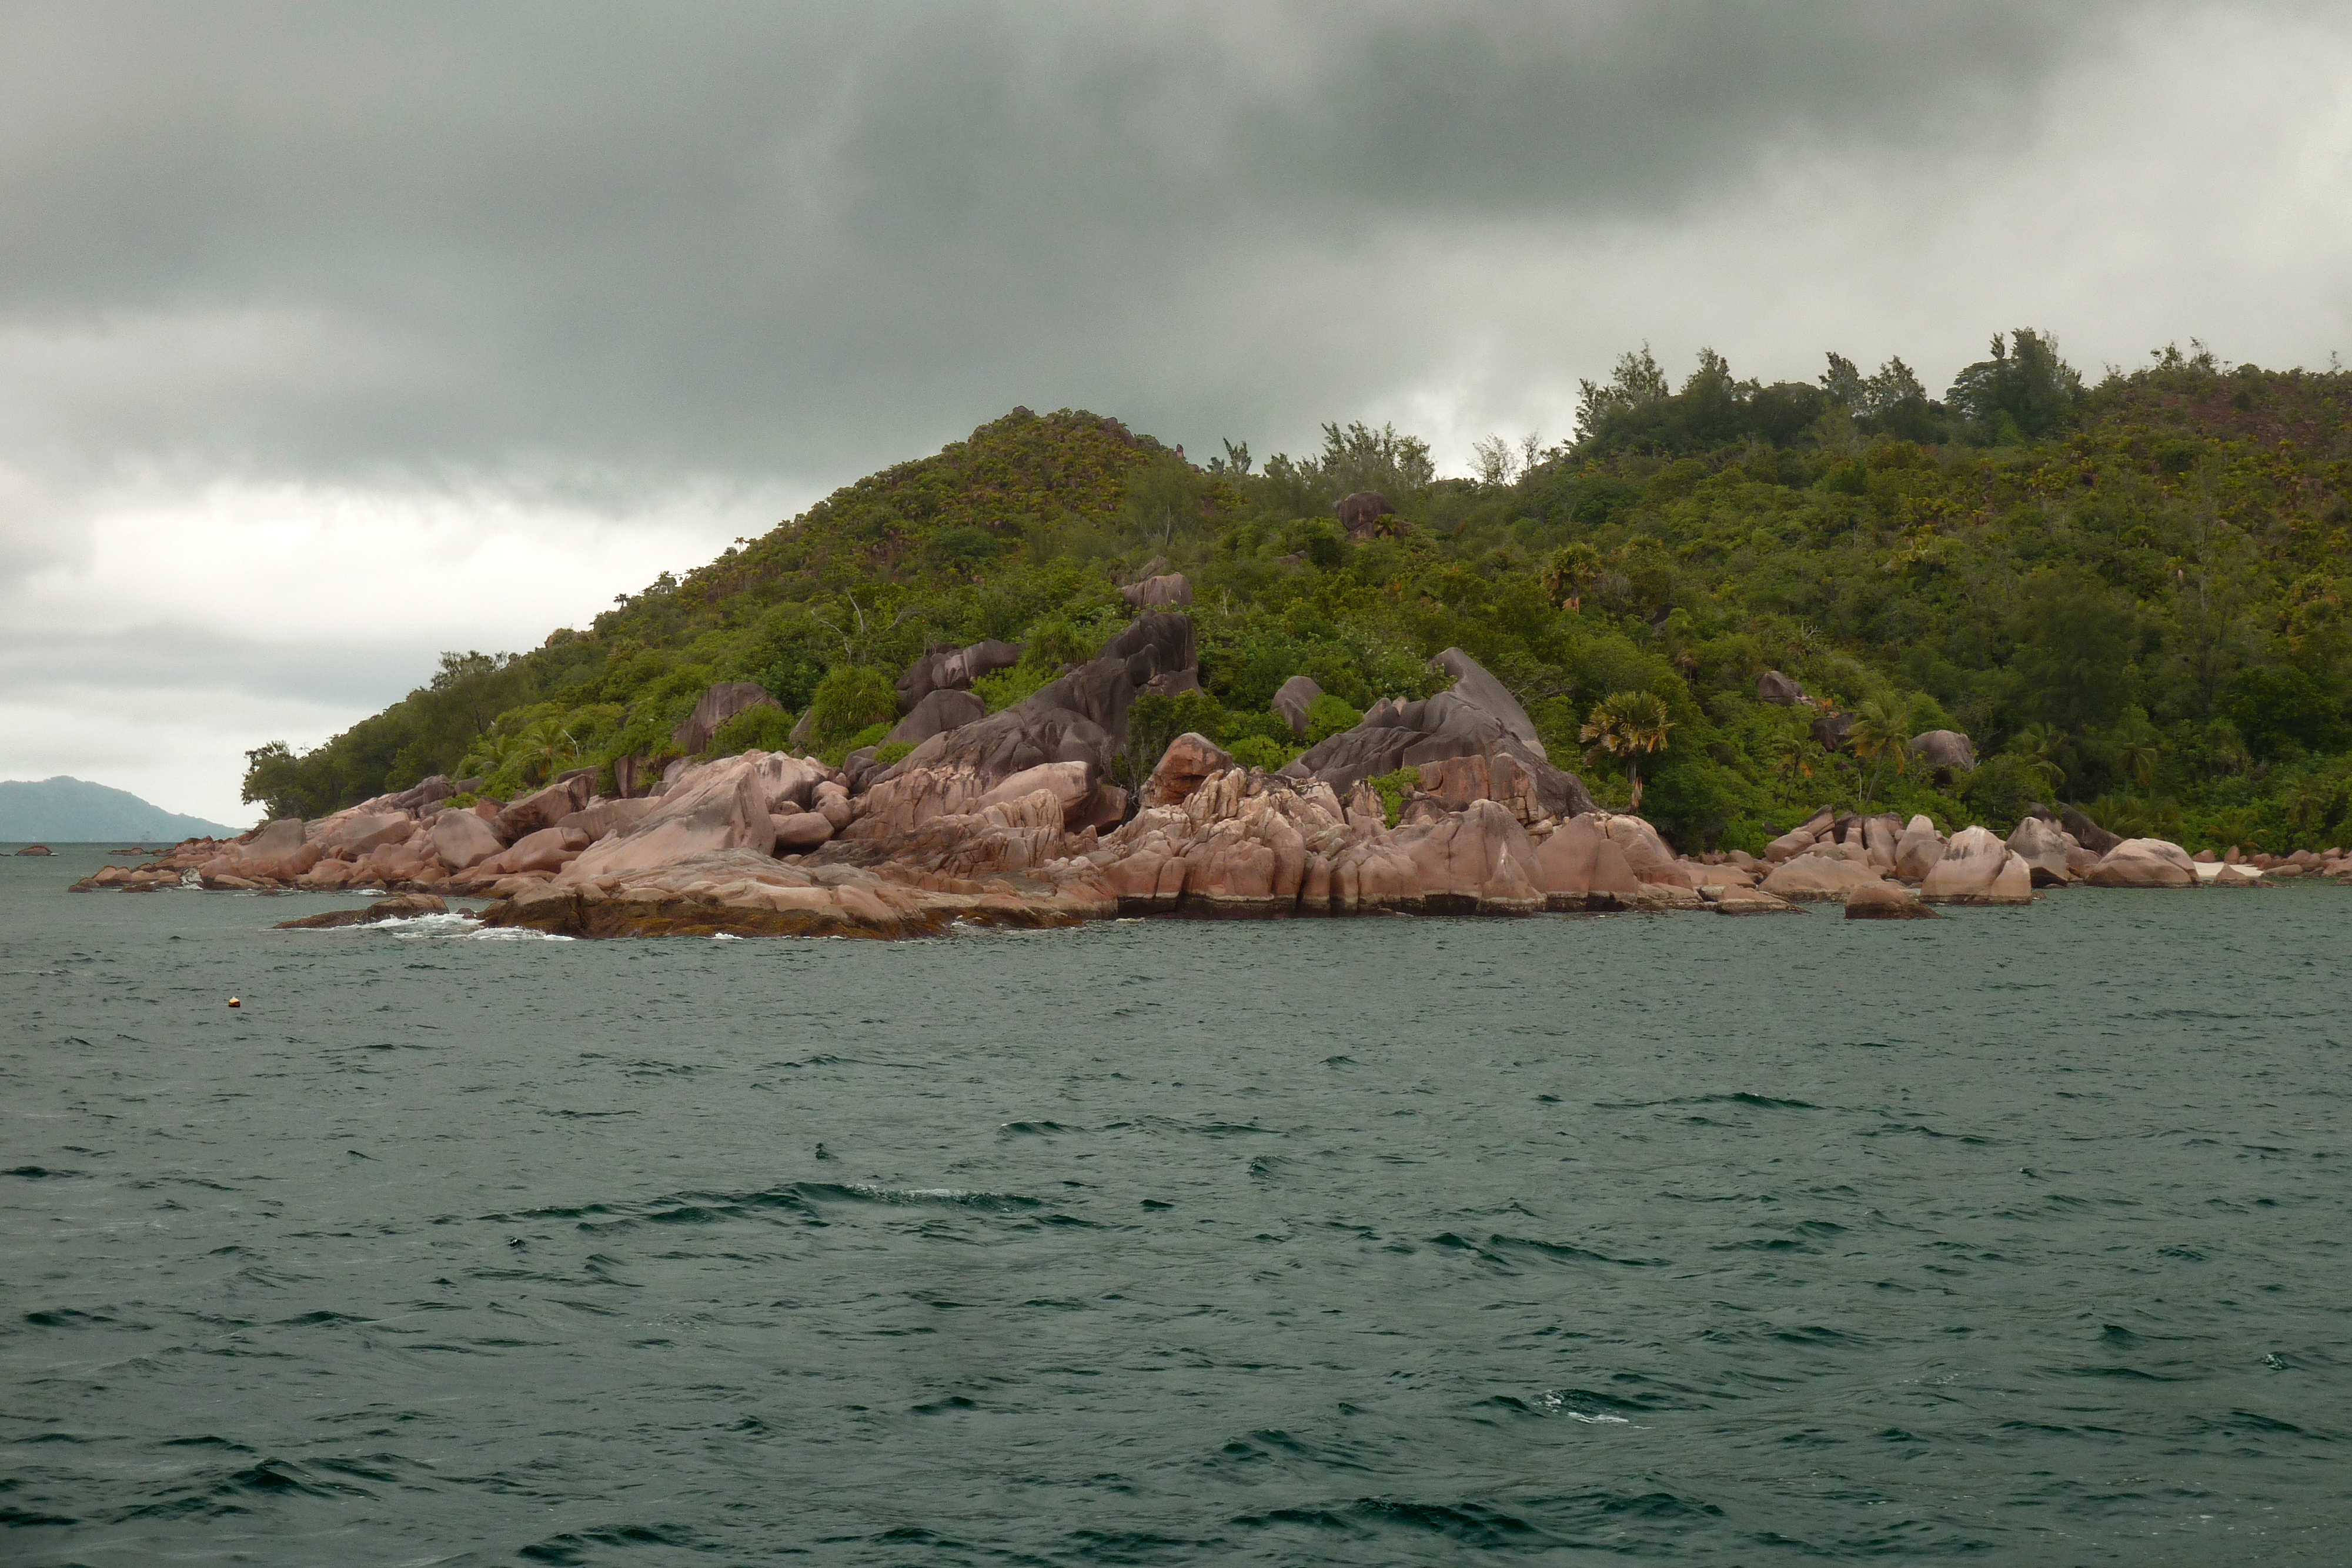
[1120,572,1192,609]
[850,614,1197,840]
[1335,490,1396,537]
[1272,675,1323,738]
[1756,670,1804,706]
[2006,815,2076,887]
[1920,826,2032,905]
[2062,804,2122,855]
[494,774,595,842]
[896,638,1023,713]
[1893,814,1945,882]
[2086,838,2197,888]
[1907,730,1977,773]
[565,755,777,880]
[886,688,987,748]
[429,810,506,871]
[1530,817,1644,909]
[199,818,324,884]
[672,681,782,755]
[1142,733,1234,809]
[1280,647,1592,818]
[1762,850,1892,901]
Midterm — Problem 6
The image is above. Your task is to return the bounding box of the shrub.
[1227,734,1300,772]
[710,703,798,757]
[804,666,897,746]
[1304,693,1364,744]
[1957,753,2044,831]
[974,664,1053,711]
[875,740,917,766]
[1367,766,1419,828]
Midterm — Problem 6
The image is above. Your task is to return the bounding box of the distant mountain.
[0,777,239,842]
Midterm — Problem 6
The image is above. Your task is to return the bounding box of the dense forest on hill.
[243,333,2352,857]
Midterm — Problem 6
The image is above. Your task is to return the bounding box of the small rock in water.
[1845,883,1939,920]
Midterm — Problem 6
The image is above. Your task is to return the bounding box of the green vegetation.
[245,349,2352,856]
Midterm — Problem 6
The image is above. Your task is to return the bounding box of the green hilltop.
[244,335,2352,857]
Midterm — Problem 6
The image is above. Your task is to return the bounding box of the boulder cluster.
[1749,801,2333,911]
[69,630,2352,936]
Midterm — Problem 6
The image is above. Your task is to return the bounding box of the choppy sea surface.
[2,845,2347,1566]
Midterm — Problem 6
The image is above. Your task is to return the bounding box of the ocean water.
[2,846,2347,1566]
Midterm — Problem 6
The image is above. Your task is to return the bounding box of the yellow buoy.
[228,997,241,1008]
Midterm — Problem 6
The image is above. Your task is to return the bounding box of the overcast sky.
[4,1,2348,825]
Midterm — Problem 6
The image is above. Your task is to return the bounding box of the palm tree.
[2283,775,2337,842]
[1581,690,1674,810]
[1539,543,1604,611]
[1768,728,1820,790]
[2115,733,2160,798]
[2010,722,2066,799]
[2210,805,2265,856]
[1847,698,1913,810]
[516,717,580,784]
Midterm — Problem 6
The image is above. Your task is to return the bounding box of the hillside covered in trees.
[243,334,2352,858]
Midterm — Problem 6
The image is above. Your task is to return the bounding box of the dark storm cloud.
[0,0,2164,487]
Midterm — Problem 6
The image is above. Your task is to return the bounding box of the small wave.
[711,932,743,942]
[376,912,482,938]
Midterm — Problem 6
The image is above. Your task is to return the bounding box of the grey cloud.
[0,623,432,708]
[0,0,2199,494]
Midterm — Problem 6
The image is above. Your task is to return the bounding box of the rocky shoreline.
[68,626,2352,937]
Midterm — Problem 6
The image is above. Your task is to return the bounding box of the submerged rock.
[275,893,450,930]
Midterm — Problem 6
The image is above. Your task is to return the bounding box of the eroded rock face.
[1762,851,1889,901]
[672,681,781,755]
[1272,675,1323,738]
[1336,490,1396,537]
[200,818,324,884]
[495,775,594,842]
[429,810,505,872]
[1893,815,1945,882]
[565,757,776,880]
[1757,670,1804,706]
[1102,613,1197,695]
[1415,751,1593,824]
[1429,648,1545,755]
[1908,730,1977,773]
[1120,573,1192,609]
[1143,733,1234,809]
[476,825,592,878]
[2007,816,2075,886]
[1922,826,2029,904]
[896,639,1023,712]
[1531,818,1643,908]
[560,798,659,841]
[1391,800,1545,914]
[493,847,1113,940]
[771,811,835,852]
[2062,805,2123,855]
[2087,838,2197,888]
[887,688,987,748]
[1281,648,1591,815]
[310,811,414,857]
